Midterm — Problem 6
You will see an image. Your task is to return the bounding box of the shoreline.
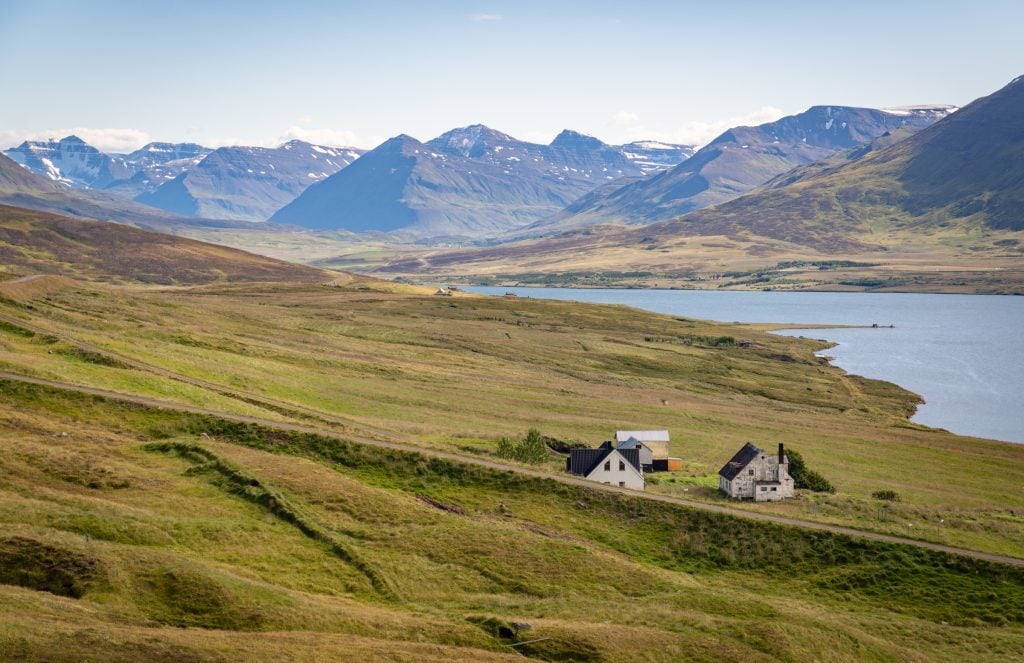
[467,285,1024,447]
[428,280,1024,296]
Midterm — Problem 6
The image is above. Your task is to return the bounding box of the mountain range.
[5,137,364,223]
[136,141,364,222]
[3,130,693,232]
[523,105,954,236]
[631,74,1024,247]
[270,126,692,238]
[0,150,209,228]
[5,137,209,191]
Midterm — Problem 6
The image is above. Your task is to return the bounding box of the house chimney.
[778,443,785,464]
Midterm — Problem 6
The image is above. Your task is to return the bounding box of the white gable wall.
[585,450,645,490]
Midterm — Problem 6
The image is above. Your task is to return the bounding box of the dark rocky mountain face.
[525,105,954,235]
[136,141,364,221]
[271,125,663,238]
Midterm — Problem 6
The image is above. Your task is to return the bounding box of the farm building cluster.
[565,430,794,501]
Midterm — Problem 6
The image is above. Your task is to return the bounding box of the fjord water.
[468,287,1024,444]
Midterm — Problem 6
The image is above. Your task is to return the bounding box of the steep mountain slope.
[101,141,213,198]
[635,74,1024,247]
[137,141,363,222]
[0,152,213,227]
[270,126,650,237]
[529,105,953,234]
[0,203,328,284]
[617,140,696,173]
[4,136,134,188]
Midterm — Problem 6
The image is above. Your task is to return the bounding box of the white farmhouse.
[718,443,794,502]
[566,446,645,490]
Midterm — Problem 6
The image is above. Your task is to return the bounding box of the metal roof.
[718,442,763,480]
[567,447,642,476]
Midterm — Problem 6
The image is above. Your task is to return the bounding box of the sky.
[1,0,1021,153]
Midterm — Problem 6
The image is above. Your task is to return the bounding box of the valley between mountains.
[2,42,1023,660]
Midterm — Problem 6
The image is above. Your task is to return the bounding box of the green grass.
[1,279,1022,559]
[0,379,1023,661]
[1,276,1023,660]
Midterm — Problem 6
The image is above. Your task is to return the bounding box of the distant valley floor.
[172,225,1024,295]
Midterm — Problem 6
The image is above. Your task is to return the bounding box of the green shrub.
[495,428,548,464]
[872,490,901,502]
[788,449,836,493]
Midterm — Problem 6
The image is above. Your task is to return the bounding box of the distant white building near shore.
[718,442,794,502]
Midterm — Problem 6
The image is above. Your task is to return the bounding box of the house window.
[771,487,777,492]
[619,461,625,471]
[604,461,611,471]
[760,487,767,491]
[748,469,754,475]
[619,481,626,487]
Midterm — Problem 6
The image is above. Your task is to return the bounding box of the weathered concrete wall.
[722,450,793,500]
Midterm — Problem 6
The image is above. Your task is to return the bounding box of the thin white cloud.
[470,13,503,21]
[0,127,151,153]
[605,106,786,147]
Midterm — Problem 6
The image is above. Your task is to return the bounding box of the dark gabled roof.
[567,447,642,476]
[718,442,763,480]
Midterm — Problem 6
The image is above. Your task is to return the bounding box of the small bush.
[872,490,901,502]
[495,428,548,464]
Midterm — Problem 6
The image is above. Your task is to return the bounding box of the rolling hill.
[0,265,1022,659]
[0,203,328,284]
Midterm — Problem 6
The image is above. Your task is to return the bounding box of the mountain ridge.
[524,104,954,236]
[271,125,675,237]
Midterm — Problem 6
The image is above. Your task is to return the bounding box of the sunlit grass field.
[1,275,1022,559]
[0,379,1022,661]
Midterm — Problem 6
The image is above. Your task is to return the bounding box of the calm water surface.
[468,287,1024,444]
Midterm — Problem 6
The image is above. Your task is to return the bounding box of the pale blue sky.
[1,0,1021,152]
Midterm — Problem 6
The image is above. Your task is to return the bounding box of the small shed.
[610,438,654,472]
[615,430,670,461]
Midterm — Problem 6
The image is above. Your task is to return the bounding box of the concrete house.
[567,446,645,490]
[718,442,794,502]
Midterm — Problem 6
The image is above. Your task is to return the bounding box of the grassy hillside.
[1,276,1022,560]
[0,242,1022,659]
[1,375,1022,661]
[0,204,330,285]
